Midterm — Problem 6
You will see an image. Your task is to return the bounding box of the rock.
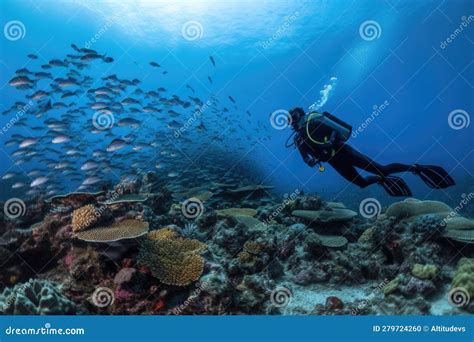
[292,209,357,223]
[385,198,452,221]
[215,208,258,217]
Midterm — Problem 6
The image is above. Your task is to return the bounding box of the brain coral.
[71,204,100,233]
[0,279,76,315]
[139,229,207,286]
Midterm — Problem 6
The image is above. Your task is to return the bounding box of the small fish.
[229,96,236,103]
[209,56,215,66]
[118,118,141,128]
[27,54,38,59]
[12,182,26,189]
[81,160,99,171]
[19,138,39,148]
[82,176,102,185]
[30,176,49,187]
[2,172,18,180]
[208,76,213,84]
[150,61,161,67]
[52,135,71,144]
[106,138,127,152]
[9,76,34,88]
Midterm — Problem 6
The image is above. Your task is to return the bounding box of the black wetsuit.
[295,124,415,188]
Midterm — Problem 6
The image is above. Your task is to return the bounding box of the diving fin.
[379,176,412,197]
[413,164,455,189]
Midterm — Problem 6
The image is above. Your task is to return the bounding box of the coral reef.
[1,173,472,316]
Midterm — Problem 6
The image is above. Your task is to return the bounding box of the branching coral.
[71,204,100,233]
[139,229,207,286]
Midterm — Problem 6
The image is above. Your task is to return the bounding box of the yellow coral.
[71,204,99,233]
[148,228,177,240]
[139,231,207,286]
[451,258,474,299]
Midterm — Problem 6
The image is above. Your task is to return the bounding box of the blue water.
[0,0,472,207]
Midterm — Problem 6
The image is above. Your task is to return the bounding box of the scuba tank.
[305,111,352,144]
[305,111,352,169]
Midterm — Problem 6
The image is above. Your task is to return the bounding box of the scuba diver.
[286,107,455,197]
